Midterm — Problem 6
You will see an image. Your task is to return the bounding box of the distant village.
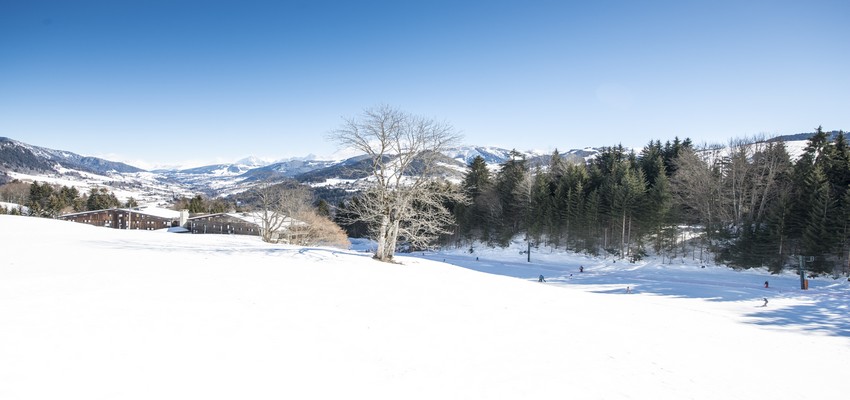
[0,179,311,244]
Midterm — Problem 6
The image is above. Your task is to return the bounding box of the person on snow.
[538,275,546,283]
[764,280,769,288]
[579,266,584,273]
[762,298,768,307]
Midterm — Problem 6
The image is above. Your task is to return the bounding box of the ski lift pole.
[798,255,806,290]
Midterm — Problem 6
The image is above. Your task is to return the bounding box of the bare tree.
[253,181,314,243]
[0,181,30,205]
[672,145,725,240]
[723,136,791,228]
[331,105,465,261]
[253,181,287,243]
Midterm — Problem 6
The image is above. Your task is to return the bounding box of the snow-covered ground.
[0,201,27,213]
[1,216,848,399]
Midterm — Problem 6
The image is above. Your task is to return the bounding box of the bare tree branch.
[330,106,464,261]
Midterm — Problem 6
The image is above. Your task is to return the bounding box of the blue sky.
[2,0,849,168]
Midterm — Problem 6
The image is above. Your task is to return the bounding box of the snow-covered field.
[7,169,194,206]
[1,215,848,399]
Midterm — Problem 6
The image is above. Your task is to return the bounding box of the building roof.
[60,206,181,220]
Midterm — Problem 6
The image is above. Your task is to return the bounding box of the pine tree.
[27,181,57,217]
[583,189,602,255]
[801,166,837,274]
[456,155,492,242]
[646,156,674,254]
[493,150,529,245]
[763,189,792,273]
[788,126,832,240]
[316,199,331,217]
[86,188,120,211]
[462,156,491,199]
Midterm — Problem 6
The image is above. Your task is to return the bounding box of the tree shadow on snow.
[416,253,850,339]
[744,303,850,338]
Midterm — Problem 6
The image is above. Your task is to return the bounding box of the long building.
[59,207,182,230]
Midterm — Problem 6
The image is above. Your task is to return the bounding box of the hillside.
[0,131,844,202]
[0,137,143,175]
[1,215,847,399]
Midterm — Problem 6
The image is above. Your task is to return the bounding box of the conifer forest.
[443,127,850,277]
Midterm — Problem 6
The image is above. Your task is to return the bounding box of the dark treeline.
[446,127,850,277]
[1,182,127,217]
[0,181,232,217]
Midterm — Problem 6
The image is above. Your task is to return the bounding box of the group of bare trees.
[673,138,792,237]
[664,127,850,275]
[671,137,795,269]
[252,181,348,248]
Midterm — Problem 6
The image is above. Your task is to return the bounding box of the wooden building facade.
[59,208,179,230]
[186,213,261,236]
[186,212,306,243]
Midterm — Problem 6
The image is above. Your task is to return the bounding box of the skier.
[626,286,631,294]
[538,275,546,283]
[764,280,769,288]
[579,266,584,273]
[762,298,768,307]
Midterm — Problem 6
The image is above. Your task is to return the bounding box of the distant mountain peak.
[235,156,273,167]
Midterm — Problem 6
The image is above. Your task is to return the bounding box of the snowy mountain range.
[0,136,600,200]
[0,132,842,204]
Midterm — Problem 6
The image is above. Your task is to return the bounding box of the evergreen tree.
[456,155,492,242]
[582,189,602,255]
[316,199,331,217]
[27,181,58,217]
[787,126,832,240]
[86,188,120,211]
[462,156,491,199]
[801,166,837,274]
[827,131,850,256]
[188,195,205,214]
[645,156,674,255]
[763,190,792,273]
[493,150,529,245]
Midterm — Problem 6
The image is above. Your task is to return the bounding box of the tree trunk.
[375,215,389,261]
[621,210,627,259]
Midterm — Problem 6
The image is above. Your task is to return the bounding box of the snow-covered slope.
[1,215,847,399]
[0,136,143,175]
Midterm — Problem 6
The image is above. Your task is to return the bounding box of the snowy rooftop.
[60,206,181,220]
